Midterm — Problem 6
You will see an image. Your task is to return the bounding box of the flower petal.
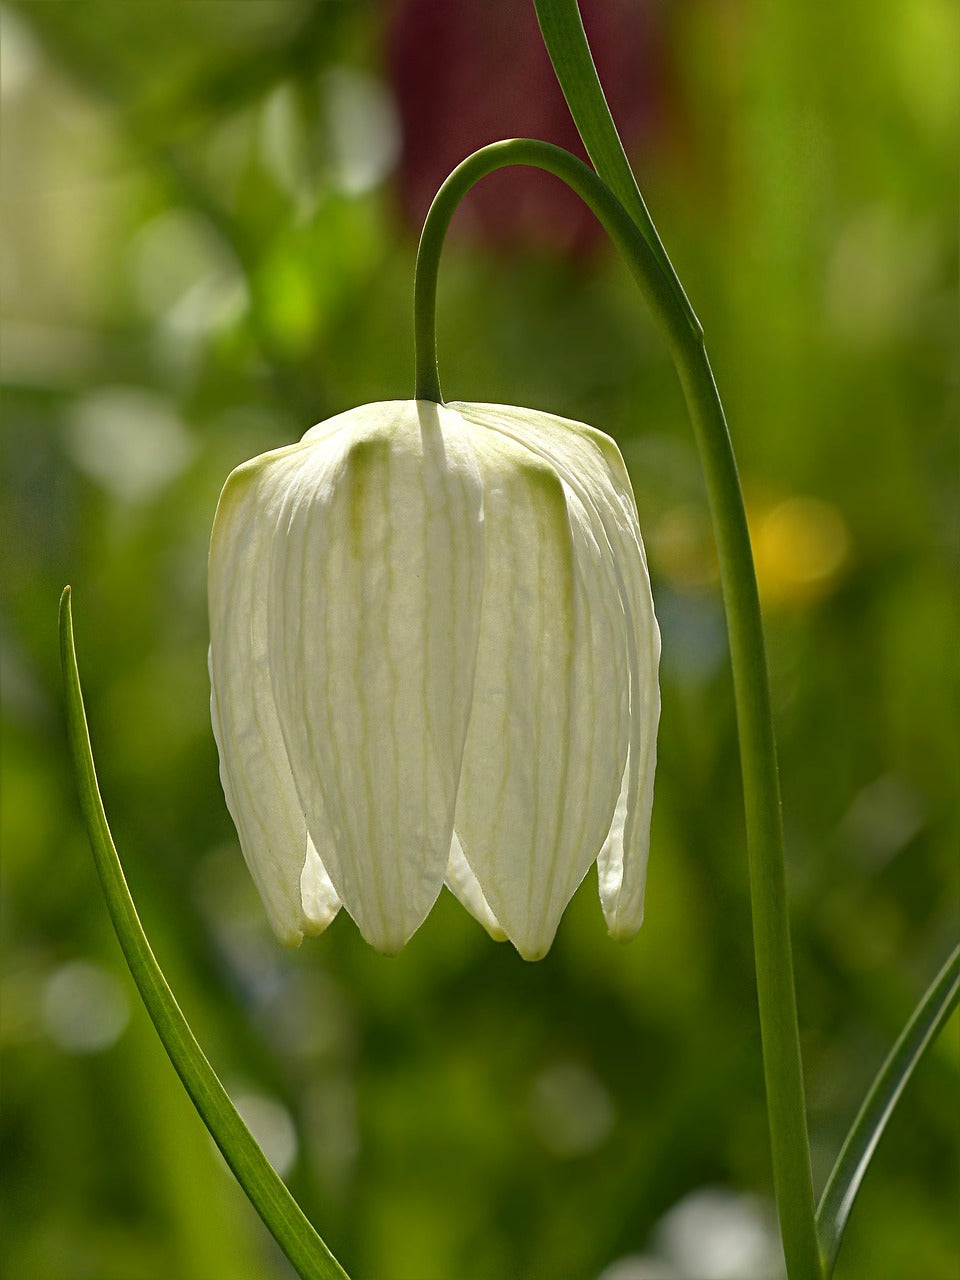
[451,410,630,960]
[209,444,341,945]
[453,403,660,943]
[300,834,342,937]
[267,402,485,954]
[587,445,660,940]
[445,834,507,941]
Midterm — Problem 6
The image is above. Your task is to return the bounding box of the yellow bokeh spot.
[750,496,851,607]
[650,502,718,590]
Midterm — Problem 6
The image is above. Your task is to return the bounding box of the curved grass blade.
[58,586,349,1280]
[533,0,699,337]
[816,943,960,1275]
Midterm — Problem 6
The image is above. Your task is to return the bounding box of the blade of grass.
[816,944,960,1275]
[533,0,699,337]
[58,586,349,1280]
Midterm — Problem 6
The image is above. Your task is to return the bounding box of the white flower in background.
[208,400,659,960]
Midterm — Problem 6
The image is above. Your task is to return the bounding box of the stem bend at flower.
[59,587,349,1280]
[414,138,821,1280]
[414,140,689,405]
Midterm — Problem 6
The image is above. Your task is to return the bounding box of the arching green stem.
[413,141,686,403]
[59,587,349,1280]
[414,139,821,1280]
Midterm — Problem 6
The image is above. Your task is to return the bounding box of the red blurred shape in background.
[385,0,674,253]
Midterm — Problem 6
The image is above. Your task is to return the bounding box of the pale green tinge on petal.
[445,834,507,941]
[587,434,660,940]
[208,445,342,945]
[451,416,630,961]
[210,399,658,959]
[267,402,485,954]
[453,403,660,946]
[300,835,342,937]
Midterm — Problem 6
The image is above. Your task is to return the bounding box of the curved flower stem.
[414,139,821,1280]
[59,587,349,1280]
[414,142,689,402]
[816,944,960,1275]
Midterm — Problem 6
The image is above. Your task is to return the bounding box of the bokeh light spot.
[232,1092,299,1180]
[751,496,851,607]
[529,1060,615,1158]
[65,386,195,503]
[652,1187,785,1280]
[41,960,129,1054]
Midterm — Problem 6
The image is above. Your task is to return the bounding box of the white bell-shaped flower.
[208,400,659,960]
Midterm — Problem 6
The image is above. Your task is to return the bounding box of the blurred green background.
[2,2,957,1278]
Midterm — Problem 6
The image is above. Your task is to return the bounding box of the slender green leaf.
[533,0,700,336]
[528,7,823,1273]
[816,944,960,1275]
[58,586,350,1280]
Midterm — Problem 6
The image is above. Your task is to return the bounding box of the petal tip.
[299,916,333,940]
[355,917,418,957]
[511,931,556,962]
[276,924,305,948]
[372,936,409,958]
[606,911,644,944]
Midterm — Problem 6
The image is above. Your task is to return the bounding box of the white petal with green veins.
[267,402,485,954]
[454,403,660,941]
[208,442,341,945]
[451,413,630,960]
[209,399,659,958]
[445,834,506,941]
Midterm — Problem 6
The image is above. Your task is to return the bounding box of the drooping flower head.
[208,401,659,960]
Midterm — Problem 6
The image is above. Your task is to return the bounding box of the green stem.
[414,139,821,1280]
[413,141,682,403]
[532,0,700,337]
[59,587,349,1280]
[816,944,960,1275]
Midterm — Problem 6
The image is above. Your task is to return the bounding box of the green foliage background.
[1,2,957,1278]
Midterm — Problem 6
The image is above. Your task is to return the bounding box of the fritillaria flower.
[208,400,659,960]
